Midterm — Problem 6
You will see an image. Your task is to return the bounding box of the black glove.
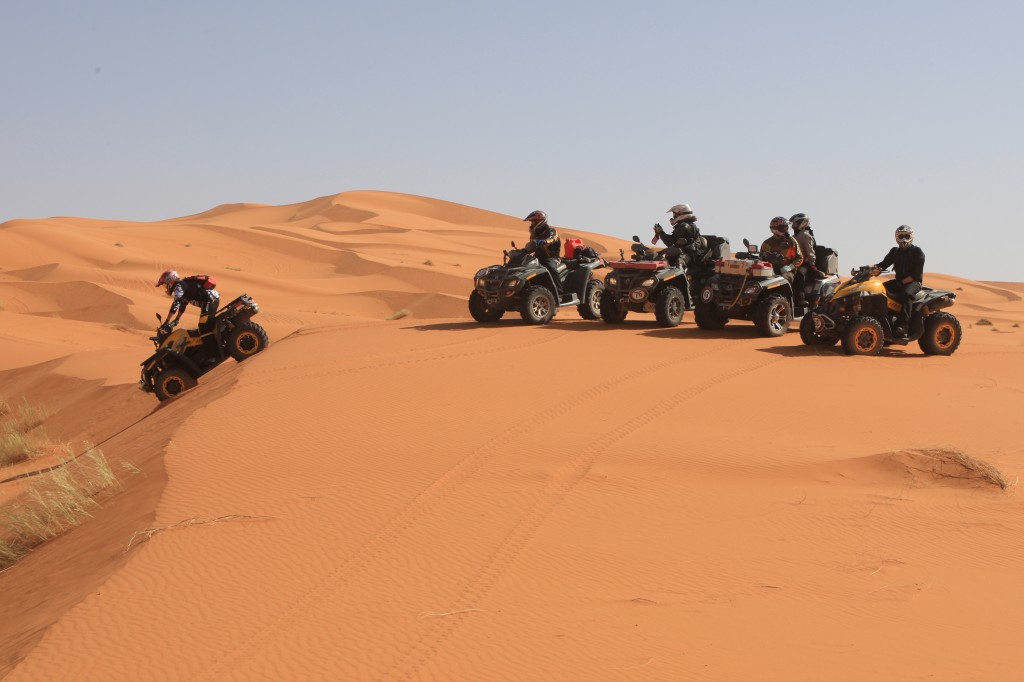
[653,223,663,234]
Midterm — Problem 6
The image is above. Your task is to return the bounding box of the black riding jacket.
[877,245,925,284]
[529,222,562,259]
[167,277,219,318]
[661,216,704,255]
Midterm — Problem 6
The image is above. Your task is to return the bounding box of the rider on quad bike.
[800,228,961,356]
[140,286,269,401]
[468,214,606,325]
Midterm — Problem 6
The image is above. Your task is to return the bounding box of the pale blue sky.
[2,0,1021,279]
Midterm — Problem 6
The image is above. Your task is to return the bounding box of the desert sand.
[1,190,1023,681]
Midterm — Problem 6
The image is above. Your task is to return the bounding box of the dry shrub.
[0,446,122,569]
[908,448,1008,490]
[976,318,993,326]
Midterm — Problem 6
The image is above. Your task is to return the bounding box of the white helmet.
[668,203,693,226]
[895,225,914,249]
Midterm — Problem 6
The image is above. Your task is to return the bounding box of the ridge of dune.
[0,190,1022,680]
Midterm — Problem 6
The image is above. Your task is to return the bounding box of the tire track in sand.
[192,337,755,680]
[379,354,782,681]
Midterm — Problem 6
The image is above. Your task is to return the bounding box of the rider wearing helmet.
[652,203,708,268]
[760,217,804,284]
[874,225,925,338]
[790,212,818,306]
[156,270,222,366]
[523,210,563,295]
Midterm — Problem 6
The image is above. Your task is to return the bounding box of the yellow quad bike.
[802,266,962,356]
[139,293,269,401]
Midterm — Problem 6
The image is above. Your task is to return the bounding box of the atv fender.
[153,349,203,377]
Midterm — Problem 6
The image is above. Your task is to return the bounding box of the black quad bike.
[139,293,270,401]
[800,266,962,356]
[600,236,700,327]
[469,242,607,324]
[695,239,840,337]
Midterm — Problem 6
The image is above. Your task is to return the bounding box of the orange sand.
[2,191,1022,681]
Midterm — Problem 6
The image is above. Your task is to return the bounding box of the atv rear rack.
[607,260,668,270]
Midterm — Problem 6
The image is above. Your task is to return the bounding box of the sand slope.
[2,191,1023,681]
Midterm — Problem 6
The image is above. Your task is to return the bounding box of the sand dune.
[2,191,1023,681]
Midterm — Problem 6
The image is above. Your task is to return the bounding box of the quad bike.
[139,293,269,401]
[599,235,727,327]
[469,241,607,324]
[695,238,841,337]
[801,266,962,356]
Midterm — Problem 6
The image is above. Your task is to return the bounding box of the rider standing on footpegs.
[653,203,707,267]
[156,270,221,367]
[760,217,804,284]
[874,225,925,339]
[523,210,562,295]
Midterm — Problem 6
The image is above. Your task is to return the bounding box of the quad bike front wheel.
[919,312,962,355]
[469,290,504,323]
[655,286,684,327]
[799,314,839,347]
[599,289,627,323]
[754,295,792,337]
[520,286,556,325]
[154,368,197,401]
[578,279,604,320]
[842,316,884,356]
[227,321,270,361]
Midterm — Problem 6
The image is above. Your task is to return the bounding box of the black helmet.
[789,213,809,232]
[895,224,914,249]
[523,210,547,226]
[769,216,790,235]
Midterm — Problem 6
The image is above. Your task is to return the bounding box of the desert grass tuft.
[0,446,121,569]
[0,398,51,467]
[976,318,993,326]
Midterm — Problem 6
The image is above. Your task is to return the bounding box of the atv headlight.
[743,284,761,295]
[605,275,618,287]
[504,277,520,289]
[641,278,656,288]
[475,277,485,289]
[475,268,488,278]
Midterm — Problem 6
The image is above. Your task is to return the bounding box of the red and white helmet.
[156,270,180,295]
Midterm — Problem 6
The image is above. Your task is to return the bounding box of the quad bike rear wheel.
[754,294,792,337]
[578,279,604,320]
[919,312,962,356]
[154,367,197,401]
[520,286,556,325]
[599,289,627,323]
[469,290,504,323]
[227,321,269,361]
[842,316,884,356]
[655,286,684,327]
